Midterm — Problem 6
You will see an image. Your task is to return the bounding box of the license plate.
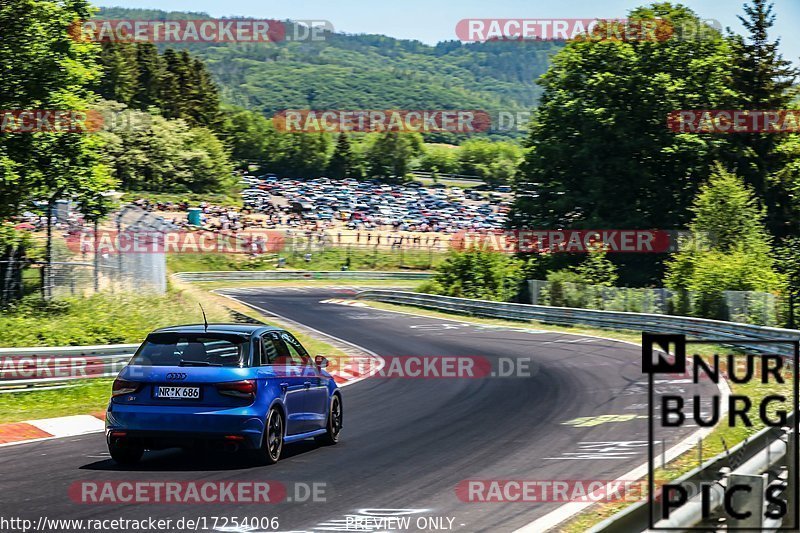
[156,386,200,399]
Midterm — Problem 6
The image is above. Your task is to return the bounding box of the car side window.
[260,332,284,365]
[281,332,311,365]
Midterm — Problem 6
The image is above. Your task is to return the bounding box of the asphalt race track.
[0,287,718,533]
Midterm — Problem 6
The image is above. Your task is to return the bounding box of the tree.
[457,139,522,186]
[366,132,422,181]
[0,0,116,299]
[416,144,459,175]
[131,43,164,111]
[98,102,234,193]
[160,48,188,121]
[220,107,279,171]
[327,133,354,179]
[94,42,138,105]
[510,3,738,285]
[573,248,619,286]
[665,165,782,319]
[727,0,799,237]
[275,133,331,177]
[0,0,112,220]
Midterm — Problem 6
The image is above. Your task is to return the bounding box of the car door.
[259,332,306,436]
[280,332,329,432]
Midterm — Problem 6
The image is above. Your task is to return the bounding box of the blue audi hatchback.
[105,324,342,465]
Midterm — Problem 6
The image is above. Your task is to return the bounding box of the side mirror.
[315,355,329,370]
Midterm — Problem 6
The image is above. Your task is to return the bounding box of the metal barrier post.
[726,473,765,529]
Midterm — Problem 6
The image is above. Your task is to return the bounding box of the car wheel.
[108,442,144,465]
[316,395,342,446]
[253,407,284,465]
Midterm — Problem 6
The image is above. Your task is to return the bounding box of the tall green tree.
[665,165,782,319]
[131,43,164,111]
[220,108,278,171]
[366,132,422,181]
[457,139,522,186]
[327,133,355,179]
[274,133,331,177]
[94,42,138,105]
[727,0,799,237]
[422,249,524,302]
[160,48,188,121]
[0,0,113,221]
[510,3,739,285]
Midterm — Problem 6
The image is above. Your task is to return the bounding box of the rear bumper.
[106,403,265,449]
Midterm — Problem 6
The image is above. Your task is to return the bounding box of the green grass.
[0,379,113,424]
[167,247,445,274]
[190,279,421,291]
[0,289,231,347]
[121,190,243,209]
[415,177,483,189]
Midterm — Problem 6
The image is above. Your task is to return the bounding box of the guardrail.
[0,309,267,394]
[354,290,800,531]
[174,271,433,282]
[0,344,139,393]
[355,290,799,357]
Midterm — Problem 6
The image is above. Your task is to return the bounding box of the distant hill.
[97,7,563,137]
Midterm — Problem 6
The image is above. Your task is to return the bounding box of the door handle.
[304,381,312,388]
[280,382,289,392]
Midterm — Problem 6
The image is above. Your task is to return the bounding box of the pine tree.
[159,49,185,120]
[327,133,353,179]
[728,0,799,236]
[132,43,164,111]
[95,42,138,104]
[190,58,223,131]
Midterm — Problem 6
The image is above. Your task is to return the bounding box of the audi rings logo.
[166,373,187,381]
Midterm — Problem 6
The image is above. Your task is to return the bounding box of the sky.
[100,0,800,63]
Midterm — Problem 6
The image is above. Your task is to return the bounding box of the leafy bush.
[421,249,524,301]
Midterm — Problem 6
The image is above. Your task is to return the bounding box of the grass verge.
[0,379,113,424]
[166,248,445,273]
[184,279,421,291]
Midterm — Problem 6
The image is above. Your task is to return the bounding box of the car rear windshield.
[130,333,249,367]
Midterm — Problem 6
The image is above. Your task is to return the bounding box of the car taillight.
[216,380,256,400]
[112,378,141,397]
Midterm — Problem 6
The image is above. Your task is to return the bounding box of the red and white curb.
[329,354,376,384]
[0,414,106,447]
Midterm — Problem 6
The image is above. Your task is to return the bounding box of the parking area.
[240,175,510,234]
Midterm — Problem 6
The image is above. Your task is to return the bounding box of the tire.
[108,442,144,465]
[316,395,342,446]
[252,407,284,465]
